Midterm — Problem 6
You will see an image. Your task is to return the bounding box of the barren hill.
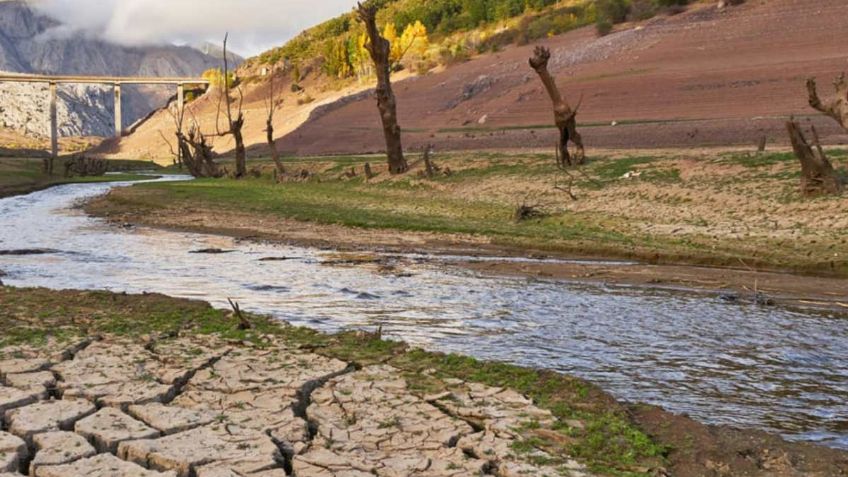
[111,0,848,163]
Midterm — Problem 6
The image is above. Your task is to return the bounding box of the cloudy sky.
[27,0,359,57]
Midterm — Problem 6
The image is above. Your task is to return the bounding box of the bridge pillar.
[49,81,58,173]
[113,83,122,138]
[177,83,184,119]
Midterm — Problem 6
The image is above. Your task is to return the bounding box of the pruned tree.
[357,1,408,174]
[786,119,843,196]
[529,46,585,167]
[166,96,220,179]
[216,33,247,178]
[264,67,285,180]
[807,73,848,132]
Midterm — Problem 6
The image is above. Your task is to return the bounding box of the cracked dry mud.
[0,336,592,476]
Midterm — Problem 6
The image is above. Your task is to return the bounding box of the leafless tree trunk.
[216,33,247,178]
[357,2,408,174]
[166,92,221,179]
[529,46,585,167]
[786,119,843,196]
[264,69,285,179]
[423,144,436,178]
[807,73,848,132]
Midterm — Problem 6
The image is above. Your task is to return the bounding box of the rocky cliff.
[0,0,240,138]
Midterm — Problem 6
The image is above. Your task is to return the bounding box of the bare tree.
[529,46,585,167]
[786,119,843,196]
[357,1,408,174]
[807,73,848,132]
[264,67,285,179]
[166,97,220,178]
[216,33,247,178]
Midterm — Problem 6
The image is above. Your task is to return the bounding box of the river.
[1,177,846,449]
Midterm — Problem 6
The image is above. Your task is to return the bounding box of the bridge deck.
[0,73,209,85]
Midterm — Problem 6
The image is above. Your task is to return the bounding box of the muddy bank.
[2,287,848,476]
[86,196,848,313]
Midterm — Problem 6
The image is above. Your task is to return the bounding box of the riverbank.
[0,157,162,199]
[2,286,847,477]
[86,149,848,309]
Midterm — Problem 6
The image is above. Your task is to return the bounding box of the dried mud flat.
[0,335,591,477]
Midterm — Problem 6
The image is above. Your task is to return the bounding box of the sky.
[26,0,359,57]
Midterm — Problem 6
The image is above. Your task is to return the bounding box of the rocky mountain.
[0,0,240,138]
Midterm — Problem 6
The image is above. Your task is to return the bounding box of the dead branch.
[227,298,252,331]
[553,171,579,200]
[807,73,848,131]
[530,46,585,167]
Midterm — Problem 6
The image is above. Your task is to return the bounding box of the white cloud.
[26,0,359,56]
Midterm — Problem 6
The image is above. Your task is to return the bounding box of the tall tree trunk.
[529,46,585,167]
[786,119,843,196]
[357,2,408,174]
[232,114,246,178]
[266,118,284,177]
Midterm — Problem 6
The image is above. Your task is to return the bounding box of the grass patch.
[0,157,160,198]
[90,150,848,277]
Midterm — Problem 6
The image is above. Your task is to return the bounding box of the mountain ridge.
[0,0,237,138]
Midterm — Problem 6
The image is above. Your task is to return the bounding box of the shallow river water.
[1,178,847,449]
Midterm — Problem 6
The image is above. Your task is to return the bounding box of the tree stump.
[529,46,585,167]
[786,120,843,196]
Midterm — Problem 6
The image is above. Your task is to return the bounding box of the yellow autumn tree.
[399,20,429,61]
[354,32,371,77]
[382,23,401,63]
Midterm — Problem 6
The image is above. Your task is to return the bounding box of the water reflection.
[1,178,847,449]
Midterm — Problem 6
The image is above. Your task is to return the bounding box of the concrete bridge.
[0,73,210,159]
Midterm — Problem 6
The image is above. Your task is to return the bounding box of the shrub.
[595,18,614,36]
[628,0,657,21]
[597,0,629,24]
[595,0,629,36]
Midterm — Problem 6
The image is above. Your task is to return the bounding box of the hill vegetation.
[246,0,699,80]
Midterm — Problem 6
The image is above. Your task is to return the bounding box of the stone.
[0,359,49,378]
[75,407,159,453]
[5,371,56,396]
[29,432,96,476]
[128,403,217,435]
[0,386,40,416]
[5,399,96,445]
[0,432,27,473]
[35,453,177,477]
[118,424,282,477]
